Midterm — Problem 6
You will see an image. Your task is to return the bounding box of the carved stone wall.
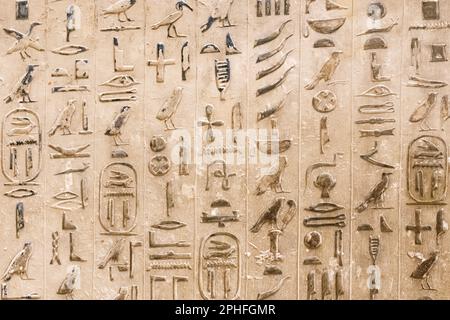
[0,0,449,300]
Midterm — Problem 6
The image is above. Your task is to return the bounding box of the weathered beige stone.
[0,0,449,300]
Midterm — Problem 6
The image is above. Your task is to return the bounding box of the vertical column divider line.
[193,0,199,300]
[142,0,147,300]
[349,0,355,300]
[92,0,98,298]
[43,0,49,300]
[297,0,302,300]
[91,1,100,297]
[244,0,250,301]
[398,0,407,300]
[91,0,98,298]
